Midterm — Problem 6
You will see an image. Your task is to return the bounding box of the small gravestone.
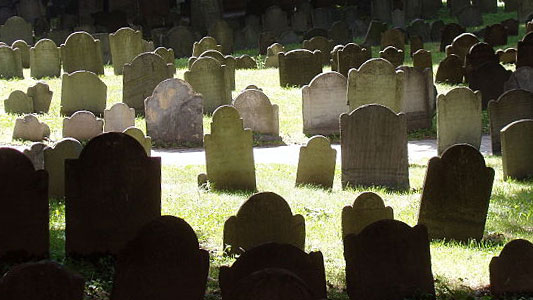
[30,39,61,78]
[192,36,223,57]
[154,47,175,65]
[484,24,508,47]
[430,20,445,42]
[446,33,479,63]
[342,191,394,238]
[23,142,46,170]
[379,46,404,67]
[27,82,52,113]
[440,23,465,52]
[501,18,519,36]
[109,27,143,75]
[347,58,405,113]
[0,16,33,45]
[0,148,48,261]
[262,6,289,36]
[60,32,104,75]
[12,40,30,68]
[435,54,464,84]
[279,50,323,87]
[0,46,23,79]
[457,6,483,27]
[464,42,499,82]
[501,120,533,180]
[104,103,135,132]
[336,43,371,77]
[4,90,33,114]
[517,32,533,68]
[504,66,533,93]
[409,35,424,57]
[490,239,533,296]
[111,216,209,300]
[468,62,512,108]
[209,20,233,55]
[381,28,405,51]
[340,104,409,190]
[44,138,83,199]
[0,261,85,300]
[123,53,172,114]
[302,72,348,135]
[344,219,435,300]
[302,36,334,66]
[65,133,161,257]
[363,20,388,47]
[418,144,494,241]
[63,111,103,141]
[145,79,203,146]
[233,89,279,137]
[295,136,336,188]
[235,55,257,69]
[329,21,352,45]
[123,127,151,156]
[413,49,432,71]
[13,114,50,141]
[398,66,435,131]
[407,19,431,42]
[265,43,284,68]
[497,48,517,64]
[61,71,107,116]
[164,26,194,58]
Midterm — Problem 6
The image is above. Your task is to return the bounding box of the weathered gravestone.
[342,192,394,238]
[109,27,143,75]
[464,42,499,82]
[501,120,533,180]
[4,90,33,114]
[440,23,465,52]
[344,219,435,300]
[279,50,323,87]
[219,243,327,299]
[0,45,23,79]
[27,81,52,113]
[92,33,111,64]
[123,127,151,156]
[30,39,60,79]
[484,24,508,47]
[104,103,135,132]
[501,18,519,36]
[302,36,334,65]
[336,43,371,77]
[302,71,348,135]
[193,36,223,57]
[189,49,236,91]
[381,28,405,51]
[61,71,107,116]
[154,47,175,66]
[209,20,233,55]
[13,114,50,141]
[65,132,161,257]
[490,239,533,296]
[518,0,533,22]
[446,33,479,63]
[0,16,33,45]
[398,66,435,131]
[295,136,336,189]
[488,89,533,155]
[111,216,209,300]
[340,104,410,190]
[409,35,424,57]
[468,62,512,109]
[457,6,483,27]
[145,78,203,146]
[435,54,463,84]
[504,67,533,93]
[363,20,388,47]
[408,19,431,42]
[329,21,352,45]
[430,20,445,43]
[123,52,172,114]
[63,111,104,141]
[517,32,533,68]
[233,89,279,137]
[0,261,84,300]
[44,138,83,199]
[164,26,195,58]
[264,43,284,68]
[379,46,404,67]
[60,32,104,75]
[0,147,48,261]
[12,40,30,68]
[347,58,405,113]
[235,55,257,69]
[262,5,289,36]
[497,48,517,64]
[413,49,432,71]
[23,142,46,170]
[203,105,256,191]
[418,144,494,241]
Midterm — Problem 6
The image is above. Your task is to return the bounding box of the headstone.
[295,136,336,188]
[292,10,310,33]
[264,43,284,68]
[44,138,83,199]
[435,54,464,84]
[123,127,151,156]
[23,142,46,170]
[336,43,371,77]
[501,120,533,180]
[259,31,278,55]
[209,20,233,55]
[13,114,50,141]
[518,0,533,22]
[142,39,154,53]
[418,144,494,241]
[468,62,512,109]
[164,26,195,58]
[391,9,406,28]
[61,71,107,116]
[329,21,352,45]
[440,23,465,52]
[60,31,104,75]
[342,191,394,238]
[104,103,135,132]
[445,33,480,63]
[92,33,111,64]
[154,47,175,65]
[63,111,104,141]
[484,24,508,47]
[30,39,61,78]
[235,55,257,69]
[4,90,33,114]
[363,20,388,47]
[497,48,517,64]
[464,42,499,82]
[302,36,334,65]
[191,49,236,91]
[109,27,143,75]
[457,6,483,27]
[490,239,533,296]
[430,20,445,42]
[409,35,424,57]
[65,132,161,257]
[12,40,30,68]
[505,67,533,94]
[262,6,289,36]
[517,33,533,68]
[407,19,430,42]
[398,66,435,131]
[380,28,405,51]
[233,89,279,137]
[340,104,409,190]
[501,18,519,36]
[0,16,33,45]
[413,49,432,71]
[379,46,404,67]
[0,45,23,79]
[279,50,323,87]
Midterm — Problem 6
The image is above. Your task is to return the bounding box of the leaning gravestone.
[109,27,144,75]
[123,52,172,114]
[295,136,336,189]
[62,111,103,141]
[27,82,53,113]
[379,46,404,68]
[398,66,435,131]
[336,43,371,77]
[12,40,30,68]
[440,23,465,52]
[123,127,151,156]
[501,120,533,180]
[44,138,83,199]
[65,133,161,257]
[233,89,279,137]
[23,142,46,170]
[413,49,433,71]
[61,71,107,116]
[111,216,209,300]
[468,62,512,109]
[4,90,34,114]
[344,219,435,300]
[0,16,33,45]
[340,104,409,190]
[13,114,50,141]
[490,239,533,296]
[342,192,394,238]
[279,50,323,87]
[60,31,104,75]
[504,67,533,93]
[484,24,508,47]
[302,36,335,66]
[435,54,463,84]
[192,36,223,57]
[347,58,405,113]
[380,28,405,51]
[445,33,480,63]
[418,144,494,241]
[104,103,135,132]
[264,43,284,68]
[0,148,48,261]
[0,45,23,79]
[302,71,348,135]
[145,78,204,146]
[517,32,533,68]
[30,39,61,79]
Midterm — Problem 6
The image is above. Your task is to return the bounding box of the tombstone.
[302,36,334,66]
[464,42,499,82]
[111,216,209,300]
[363,20,388,47]
[490,239,533,296]
[47,30,70,47]
[219,243,327,299]
[445,33,480,63]
[60,32,104,75]
[457,6,483,27]
[336,43,371,77]
[295,136,336,189]
[13,114,50,141]
[62,111,104,141]
[407,19,430,42]
[304,28,329,40]
[391,9,406,28]
[380,28,405,51]
[92,33,111,64]
[0,148,48,261]
[440,23,465,52]
[145,79,204,146]
[468,62,512,109]
[4,90,33,114]
[12,40,30,68]
[233,89,279,137]
[23,142,46,170]
[164,26,195,58]
[123,53,173,114]
[430,20,445,42]
[0,16,33,45]
[235,55,257,69]
[103,103,135,133]
[109,27,143,75]
[379,46,404,67]
[501,120,533,180]
[184,57,231,114]
[518,0,533,22]
[238,25,260,50]
[344,219,435,300]
[0,261,84,300]
[209,20,233,55]
[279,50,323,87]
[435,54,464,84]
[262,6,289,36]
[202,105,256,191]
[123,127,151,156]
[484,24,508,47]
[329,21,352,45]
[292,10,311,33]
[0,45,23,79]
[30,39,61,78]
[190,49,236,91]
[342,192,394,238]
[409,35,424,57]
[371,0,392,23]
[61,71,107,116]
[517,33,533,68]
[418,144,494,241]
[142,39,154,53]
[398,66,435,131]
[278,30,302,45]
[347,58,405,113]
[505,67,533,94]
[259,31,278,55]
[154,47,175,66]
[264,43,284,68]
[501,18,519,36]
[413,49,432,71]
[340,104,409,190]
[44,138,83,199]
[27,82,52,113]
[496,48,517,65]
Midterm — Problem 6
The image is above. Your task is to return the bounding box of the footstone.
[62,111,104,141]
[13,114,50,141]
[501,120,533,180]
[233,89,279,137]
[104,103,135,132]
[12,40,30,68]
[342,192,394,238]
[61,71,107,116]
[23,142,46,170]
[27,81,52,113]
[60,31,104,75]
[4,90,33,114]
[295,136,336,189]
[30,39,61,78]
[490,239,533,296]
[0,45,23,79]
[435,54,463,84]
[44,138,83,199]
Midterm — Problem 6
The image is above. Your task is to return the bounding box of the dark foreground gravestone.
[468,62,512,109]
[517,32,533,68]
[342,192,394,238]
[279,49,323,87]
[417,144,494,241]
[490,239,533,296]
[65,133,161,257]
[435,54,463,84]
[344,219,435,300]
[111,216,209,300]
[501,120,533,180]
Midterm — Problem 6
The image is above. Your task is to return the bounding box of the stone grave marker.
[189,49,236,91]
[279,49,323,87]
[505,66,533,93]
[497,48,517,64]
[60,31,104,75]
[27,82,53,113]
[92,33,111,64]
[464,42,499,82]
[123,127,151,156]
[302,36,334,66]
[329,21,352,45]
[233,89,279,137]
[164,26,194,58]
[501,18,519,36]
[341,192,394,238]
[0,16,33,45]
[468,62,512,108]
[413,49,433,71]
[379,46,404,67]
[193,36,223,57]
[154,47,175,65]
[265,43,284,68]
[104,103,135,132]
[336,43,371,77]
[363,20,388,47]
[262,5,289,36]
[235,55,257,69]
[109,27,143,75]
[12,40,30,68]
[295,136,336,188]
[501,120,533,180]
[4,90,33,114]
[484,24,508,47]
[380,28,405,51]
[0,45,23,79]
[430,20,445,42]
[435,54,463,84]
[398,66,435,131]
[292,10,310,33]
[63,111,104,141]
[61,71,107,116]
[23,142,46,170]
[30,39,61,78]
[440,23,465,52]
[457,6,483,27]
[446,33,479,63]
[13,114,50,141]
[409,35,424,57]
[490,239,533,296]
[44,138,83,199]
[517,32,533,68]
[209,20,233,55]
[408,19,431,42]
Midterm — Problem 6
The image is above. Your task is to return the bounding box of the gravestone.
[4,90,33,114]
[468,62,512,108]
[61,71,107,116]
[0,148,48,261]
[23,142,46,170]
[501,120,533,180]
[209,20,233,55]
[371,0,392,23]
[104,103,135,132]
[13,114,50,141]
[111,216,209,300]
[191,49,236,91]
[30,39,60,78]
[501,18,519,36]
[0,16,33,45]
[342,192,394,238]
[413,49,432,71]
[164,26,195,58]
[295,136,336,189]
[430,20,445,42]
[407,19,431,42]
[292,10,310,33]
[464,42,499,82]
[154,47,175,66]
[192,37,223,57]
[505,67,533,93]
[435,54,463,84]
[380,28,405,51]
[0,45,23,79]
[446,33,480,63]
[279,30,302,45]
[44,138,83,199]
[233,89,279,137]
[123,127,151,156]
[409,35,424,57]
[497,48,517,64]
[109,27,143,75]
[379,46,404,67]
[123,53,172,114]
[92,33,111,64]
[190,0,221,32]
[344,219,435,300]
[302,72,349,135]
[235,55,257,69]
[347,58,405,113]
[340,104,409,190]
[27,82,53,113]
[518,0,533,22]
[65,132,161,257]
[262,6,289,36]
[490,239,533,296]
[391,9,406,29]
[302,36,334,66]
[517,33,533,68]
[47,30,70,46]
[264,43,284,68]
[12,40,30,68]
[60,31,104,75]
[440,23,465,52]
[418,144,494,241]
[484,24,508,47]
[336,43,371,77]
[304,28,329,40]
[259,31,278,55]
[329,21,352,45]
[63,111,104,141]
[398,66,435,131]
[331,45,343,71]
[145,79,204,146]
[279,50,323,87]
[457,6,483,27]
[363,20,388,47]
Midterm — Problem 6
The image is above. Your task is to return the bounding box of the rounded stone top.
[212,105,241,122]
[306,135,331,149]
[352,192,386,209]
[236,192,293,218]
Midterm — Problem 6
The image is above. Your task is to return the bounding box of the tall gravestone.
[109,27,143,75]
[296,136,336,189]
[501,120,533,180]
[12,40,30,68]
[60,31,104,75]
[61,71,107,116]
[44,138,83,199]
[30,39,61,78]
[490,239,533,296]
[336,43,371,77]
[0,16,33,45]
[233,89,279,137]
[398,66,435,131]
[0,45,23,79]
[279,49,323,87]
[342,192,394,238]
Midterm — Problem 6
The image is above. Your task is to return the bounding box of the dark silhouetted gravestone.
[435,54,463,84]
[501,120,533,180]
[111,216,209,300]
[259,31,278,55]
[379,46,404,67]
[329,21,351,45]
[501,18,518,36]
[209,19,233,55]
[363,20,387,47]
[490,239,533,296]
[219,243,327,300]
[60,32,104,75]
[61,71,107,116]
[0,148,48,262]
[410,35,424,57]
[430,20,445,42]
[407,19,431,42]
[413,49,432,71]
[380,28,405,51]
[440,23,465,52]
[418,144,494,241]
[468,62,512,109]
[517,32,533,68]
[484,24,508,47]
[336,43,371,77]
[342,192,393,238]
[464,42,498,82]
[279,50,322,87]
[446,33,479,63]
[223,192,305,255]
[344,219,435,300]
[457,6,483,27]
[44,138,83,199]
[65,133,161,257]
[296,136,336,189]
[518,0,533,22]
[504,67,533,93]
[30,39,60,79]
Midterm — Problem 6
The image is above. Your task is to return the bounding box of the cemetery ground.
[1,6,533,300]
